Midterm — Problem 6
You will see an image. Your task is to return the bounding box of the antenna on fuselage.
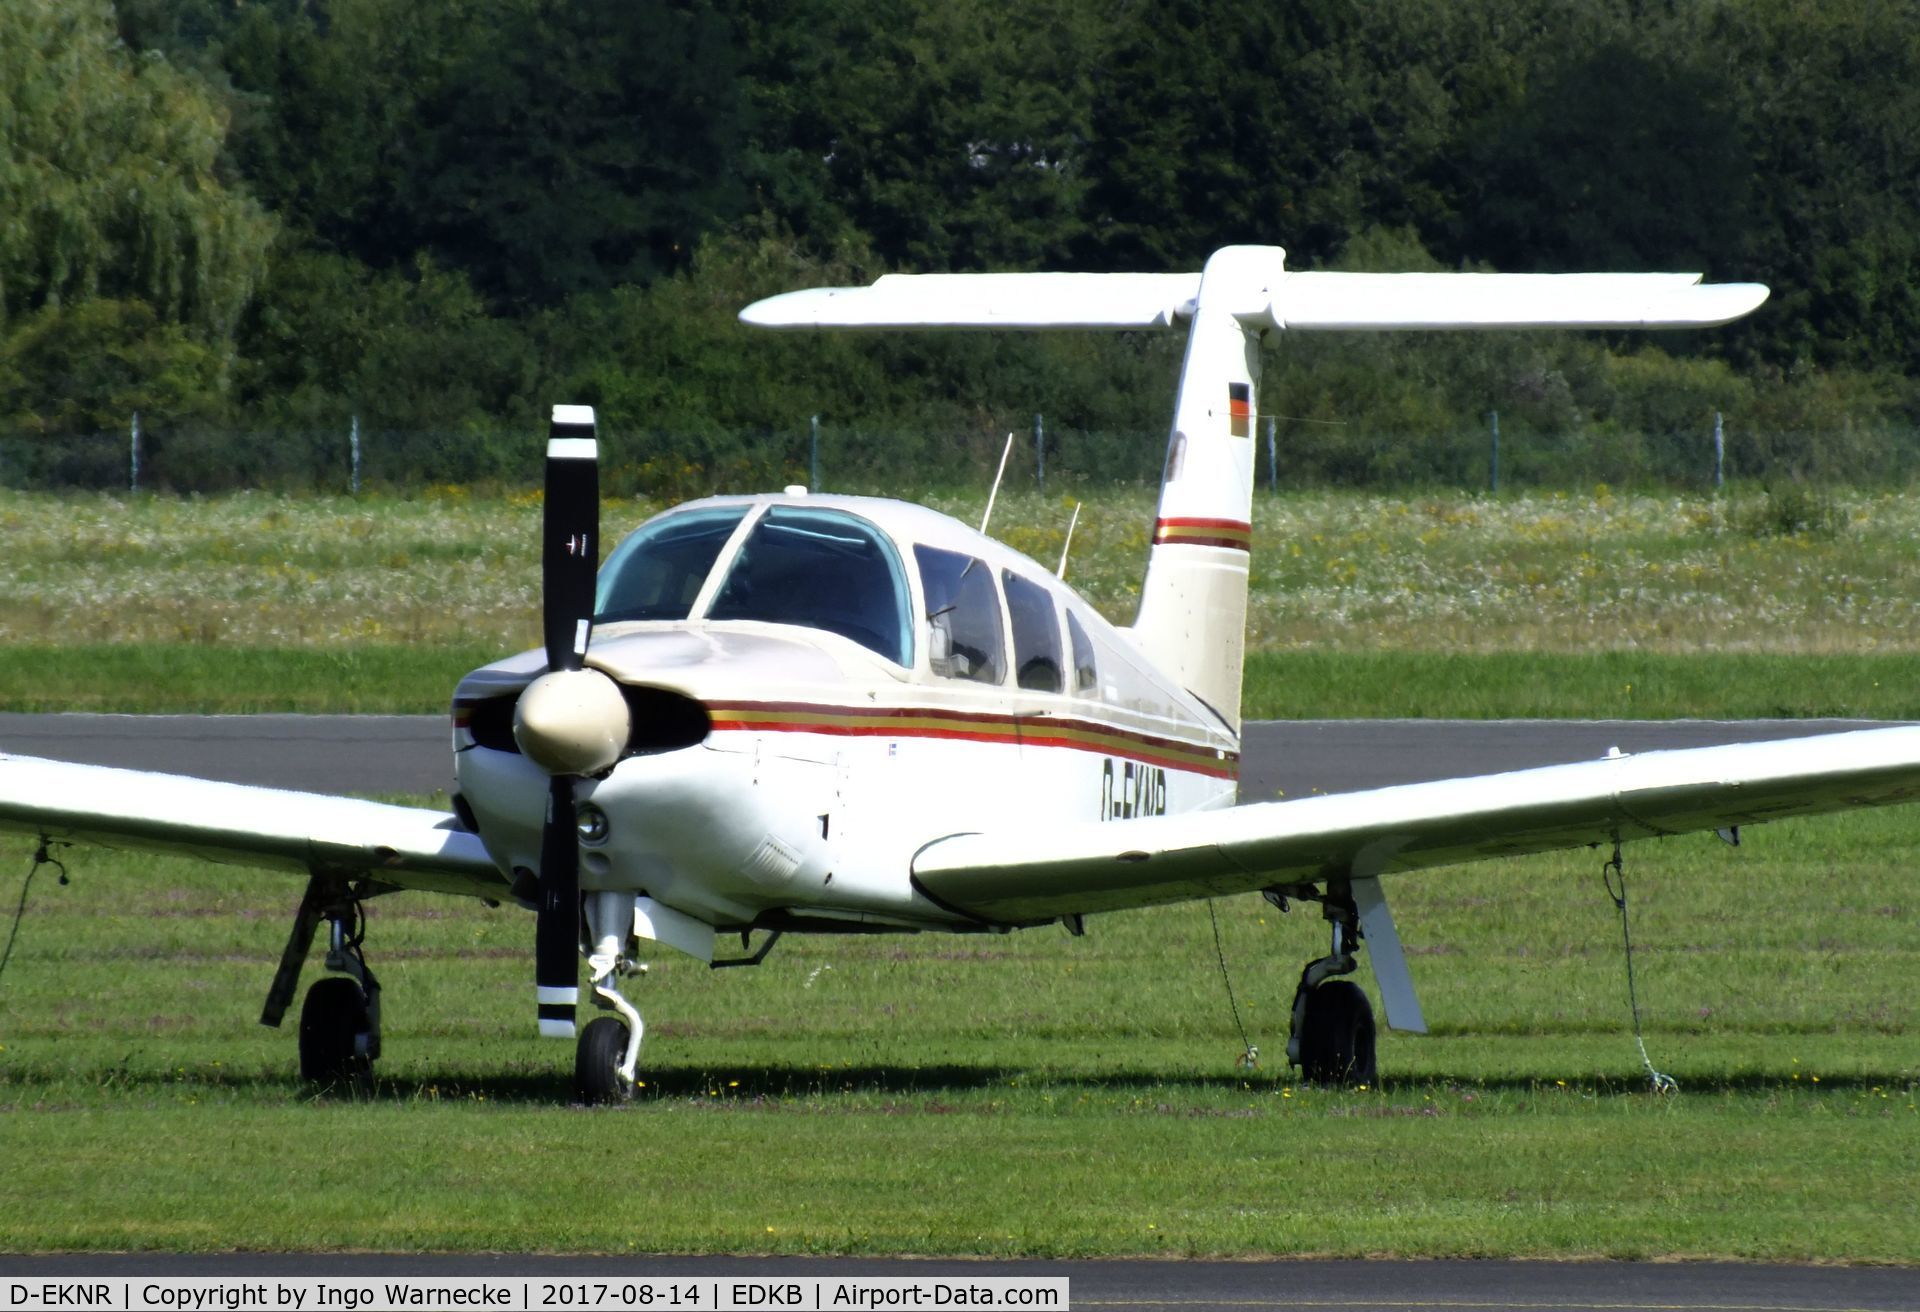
[1056,501,1082,579]
[979,431,1014,535]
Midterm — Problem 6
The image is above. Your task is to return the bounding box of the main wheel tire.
[1299,979,1377,1087]
[299,975,373,1095]
[574,1016,635,1105]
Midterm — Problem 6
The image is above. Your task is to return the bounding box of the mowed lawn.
[0,806,1915,1258]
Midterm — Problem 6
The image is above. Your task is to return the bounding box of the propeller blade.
[543,404,600,674]
[535,775,580,1038]
[534,405,598,1038]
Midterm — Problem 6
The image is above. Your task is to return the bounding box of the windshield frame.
[593,504,754,626]
[698,504,915,668]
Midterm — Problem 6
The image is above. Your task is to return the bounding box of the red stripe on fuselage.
[706,700,1238,780]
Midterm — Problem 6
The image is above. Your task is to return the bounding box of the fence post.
[130,412,141,493]
[1265,416,1277,493]
[1034,413,1045,493]
[1713,411,1724,491]
[1488,410,1500,492]
[350,414,362,495]
[809,414,820,490]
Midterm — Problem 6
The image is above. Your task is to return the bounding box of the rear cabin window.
[1065,609,1099,696]
[915,545,1004,685]
[705,507,912,665]
[595,506,748,623]
[1003,571,1063,693]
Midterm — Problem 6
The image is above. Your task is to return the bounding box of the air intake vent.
[620,685,712,755]
[466,696,521,754]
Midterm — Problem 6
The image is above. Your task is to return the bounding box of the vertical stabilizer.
[1131,247,1282,733]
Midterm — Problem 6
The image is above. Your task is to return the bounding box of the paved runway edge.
[1,1254,1916,1312]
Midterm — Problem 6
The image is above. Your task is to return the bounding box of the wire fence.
[4,415,1918,496]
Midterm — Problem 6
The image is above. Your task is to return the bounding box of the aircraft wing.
[0,753,505,899]
[912,727,1920,922]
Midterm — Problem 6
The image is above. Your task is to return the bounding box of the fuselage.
[451,492,1239,937]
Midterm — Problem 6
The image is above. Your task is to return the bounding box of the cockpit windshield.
[705,506,912,665]
[594,506,748,623]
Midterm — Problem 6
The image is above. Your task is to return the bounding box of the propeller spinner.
[515,405,631,1039]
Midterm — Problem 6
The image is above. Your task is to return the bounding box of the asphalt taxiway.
[0,712,1902,798]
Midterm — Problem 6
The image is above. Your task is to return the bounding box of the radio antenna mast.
[979,432,1014,535]
[1056,502,1082,578]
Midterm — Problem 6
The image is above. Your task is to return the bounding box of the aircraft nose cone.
[513,669,632,776]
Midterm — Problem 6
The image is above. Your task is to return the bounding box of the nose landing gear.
[573,889,646,1104]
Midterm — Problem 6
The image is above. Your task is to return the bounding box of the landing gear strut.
[263,873,382,1095]
[573,890,645,1104]
[1266,878,1377,1087]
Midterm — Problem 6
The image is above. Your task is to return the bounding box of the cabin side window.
[1065,609,1099,697]
[705,507,912,665]
[1003,571,1063,693]
[915,545,1004,685]
[595,506,749,623]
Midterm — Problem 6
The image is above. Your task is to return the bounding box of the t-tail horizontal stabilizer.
[739,248,1768,335]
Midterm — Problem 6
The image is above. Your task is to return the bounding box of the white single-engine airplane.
[5,245,1919,1102]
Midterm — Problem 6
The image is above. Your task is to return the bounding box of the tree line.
[4,0,1918,490]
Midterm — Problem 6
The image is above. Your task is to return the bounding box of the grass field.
[3,485,1917,717]
[1,484,1915,1259]
[0,806,1916,1257]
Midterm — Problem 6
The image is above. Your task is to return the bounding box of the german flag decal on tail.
[1228,382,1252,437]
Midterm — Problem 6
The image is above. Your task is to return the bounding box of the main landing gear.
[1266,878,1378,1087]
[263,873,383,1095]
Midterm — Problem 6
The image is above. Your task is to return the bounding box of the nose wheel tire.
[299,976,374,1095]
[574,1016,636,1104]
[1299,980,1377,1087]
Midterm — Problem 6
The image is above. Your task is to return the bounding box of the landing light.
[576,803,610,846]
